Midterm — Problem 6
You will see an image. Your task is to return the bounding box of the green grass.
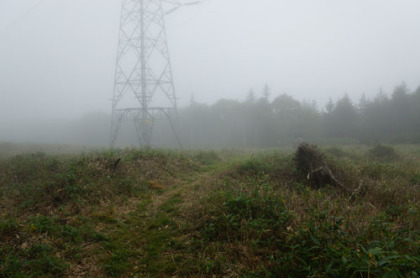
[0,145,419,277]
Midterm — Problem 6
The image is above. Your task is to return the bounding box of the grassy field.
[0,144,419,277]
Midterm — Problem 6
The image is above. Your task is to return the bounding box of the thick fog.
[1,0,420,146]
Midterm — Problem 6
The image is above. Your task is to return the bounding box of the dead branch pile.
[293,143,345,189]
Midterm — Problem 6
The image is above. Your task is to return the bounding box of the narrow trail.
[69,169,223,278]
[73,159,239,277]
[114,163,232,277]
[148,169,215,213]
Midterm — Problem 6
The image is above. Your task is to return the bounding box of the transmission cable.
[0,0,46,32]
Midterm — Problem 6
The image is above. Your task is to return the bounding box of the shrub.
[194,151,221,166]
[368,145,399,161]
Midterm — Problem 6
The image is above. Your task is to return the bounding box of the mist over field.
[1,2,420,277]
[1,83,420,149]
[1,0,420,148]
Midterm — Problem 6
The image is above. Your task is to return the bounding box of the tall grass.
[182,149,420,277]
[0,146,419,277]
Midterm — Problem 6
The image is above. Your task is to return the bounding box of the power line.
[0,0,45,32]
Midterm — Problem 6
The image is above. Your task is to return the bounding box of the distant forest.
[163,82,420,148]
[4,82,420,148]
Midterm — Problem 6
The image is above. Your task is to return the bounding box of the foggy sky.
[1,0,420,125]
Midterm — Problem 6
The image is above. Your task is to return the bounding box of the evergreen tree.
[329,94,359,138]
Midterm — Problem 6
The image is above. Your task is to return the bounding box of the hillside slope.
[1,146,419,277]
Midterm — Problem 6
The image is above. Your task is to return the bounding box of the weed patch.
[0,147,419,277]
[194,151,221,166]
[369,144,399,162]
[180,147,419,277]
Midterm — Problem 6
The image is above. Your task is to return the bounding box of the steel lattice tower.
[111,0,181,148]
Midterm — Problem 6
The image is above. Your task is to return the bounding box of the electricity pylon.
[111,0,190,148]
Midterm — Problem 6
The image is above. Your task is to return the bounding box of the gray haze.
[1,0,420,144]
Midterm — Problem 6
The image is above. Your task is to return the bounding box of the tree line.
[5,82,418,148]
[163,82,420,148]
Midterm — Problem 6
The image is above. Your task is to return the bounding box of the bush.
[194,151,221,166]
[368,145,399,161]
